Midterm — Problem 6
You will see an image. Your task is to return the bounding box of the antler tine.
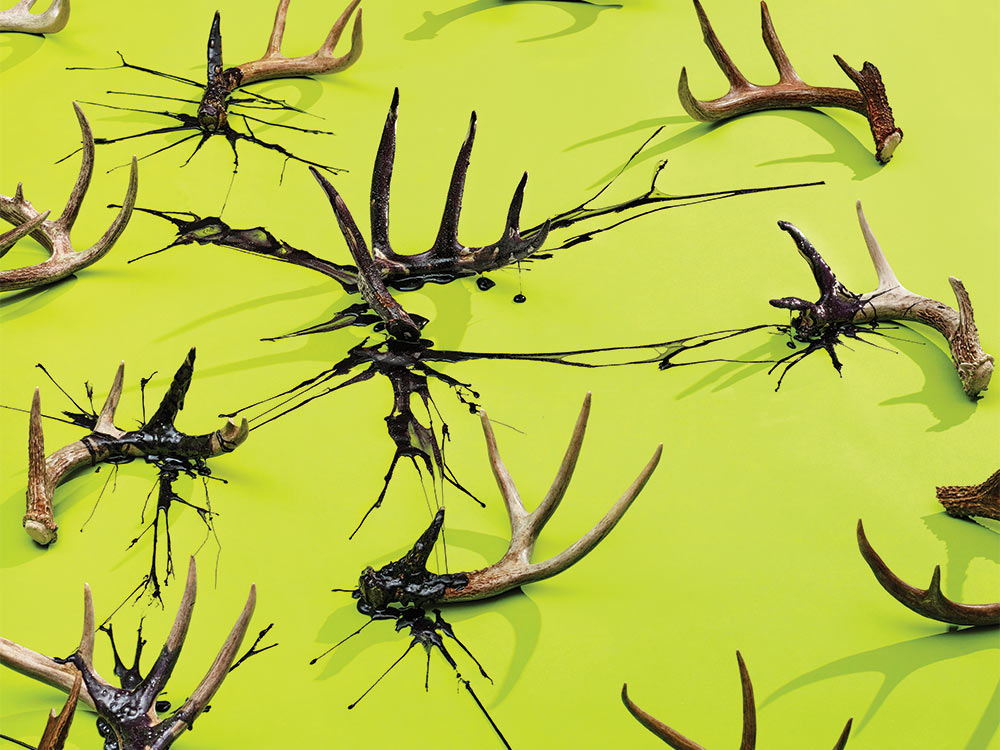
[735,651,757,750]
[263,0,292,57]
[432,112,476,253]
[621,684,705,750]
[693,0,748,89]
[0,0,69,34]
[532,392,591,536]
[37,673,81,750]
[24,387,57,545]
[54,102,95,232]
[166,558,198,653]
[855,201,900,293]
[857,519,1000,627]
[0,210,49,258]
[370,88,399,258]
[94,361,125,435]
[478,406,525,524]
[833,720,854,750]
[759,1,799,83]
[146,348,196,430]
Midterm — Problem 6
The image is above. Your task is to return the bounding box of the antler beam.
[679,0,901,163]
[0,558,256,750]
[23,348,248,546]
[857,520,1000,627]
[770,201,992,398]
[937,468,1000,521]
[0,103,137,292]
[0,0,68,34]
[622,651,853,749]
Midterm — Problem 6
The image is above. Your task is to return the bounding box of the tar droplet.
[786,341,796,349]
[513,294,526,304]
[476,277,495,291]
[156,700,171,713]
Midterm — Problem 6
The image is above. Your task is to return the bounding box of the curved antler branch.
[442,392,662,602]
[0,103,138,292]
[0,0,68,34]
[678,0,901,163]
[936,468,1000,521]
[36,673,81,750]
[857,520,1000,627]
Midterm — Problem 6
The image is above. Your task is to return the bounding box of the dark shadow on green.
[674,336,787,399]
[565,116,691,151]
[0,32,44,73]
[762,627,999,735]
[921,513,1000,600]
[405,0,621,44]
[0,272,78,322]
[967,678,1000,750]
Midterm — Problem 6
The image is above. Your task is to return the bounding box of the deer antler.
[0,0,69,34]
[937,468,1000,521]
[234,0,363,85]
[770,201,992,398]
[679,0,901,164]
[857,520,1000,627]
[622,652,853,749]
[23,348,248,546]
[0,558,256,750]
[0,103,138,292]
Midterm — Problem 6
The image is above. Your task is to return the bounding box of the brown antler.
[23,349,249,546]
[235,0,363,85]
[622,651,853,749]
[937,468,1000,521]
[0,0,68,33]
[441,393,662,602]
[0,558,256,750]
[0,103,138,292]
[857,520,1000,627]
[678,0,901,164]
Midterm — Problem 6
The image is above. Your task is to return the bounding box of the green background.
[1,0,998,747]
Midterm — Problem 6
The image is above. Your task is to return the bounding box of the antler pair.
[1,104,138,292]
[680,0,901,163]
[0,0,68,34]
[309,88,551,340]
[0,558,256,749]
[771,201,992,398]
[622,652,853,749]
[23,348,249,545]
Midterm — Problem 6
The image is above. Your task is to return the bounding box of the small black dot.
[513,294,526,304]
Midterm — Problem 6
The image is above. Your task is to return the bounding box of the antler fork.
[0,103,138,292]
[0,558,256,750]
[679,0,901,164]
[0,0,68,34]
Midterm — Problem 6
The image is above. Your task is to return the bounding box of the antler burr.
[0,558,257,750]
[679,0,901,164]
[23,348,248,545]
[622,651,853,749]
[0,103,138,292]
[770,201,992,398]
[857,520,1000,627]
[0,0,68,34]
[937,468,1000,521]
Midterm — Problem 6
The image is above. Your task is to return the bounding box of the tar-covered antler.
[936,468,1000,521]
[23,348,248,546]
[622,651,853,749]
[307,87,551,340]
[857,520,1000,627]
[0,103,137,292]
[770,201,992,398]
[0,0,68,34]
[0,558,256,750]
[679,0,901,164]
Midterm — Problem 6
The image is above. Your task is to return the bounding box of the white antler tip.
[24,520,56,545]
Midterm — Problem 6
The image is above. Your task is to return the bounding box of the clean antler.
[937,468,1000,521]
[857,520,1000,627]
[308,88,550,340]
[0,558,256,749]
[0,0,68,34]
[622,651,853,749]
[770,201,992,398]
[23,348,248,546]
[0,673,82,750]
[679,0,901,164]
[0,103,137,292]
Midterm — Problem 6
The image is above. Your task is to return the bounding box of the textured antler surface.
[622,651,852,749]
[442,392,662,601]
[937,469,1000,521]
[679,0,901,163]
[0,558,256,750]
[36,673,81,750]
[0,103,138,292]
[0,0,69,33]
[857,520,1000,627]
[23,349,249,545]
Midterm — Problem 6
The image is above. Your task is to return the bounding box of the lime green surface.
[1,0,998,747]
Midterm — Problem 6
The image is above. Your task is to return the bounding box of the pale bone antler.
[622,651,853,749]
[679,0,902,164]
[23,348,249,546]
[857,519,1000,627]
[0,103,138,292]
[308,88,551,341]
[444,392,661,601]
[936,468,1000,521]
[0,0,69,34]
[0,558,257,750]
[770,201,993,399]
